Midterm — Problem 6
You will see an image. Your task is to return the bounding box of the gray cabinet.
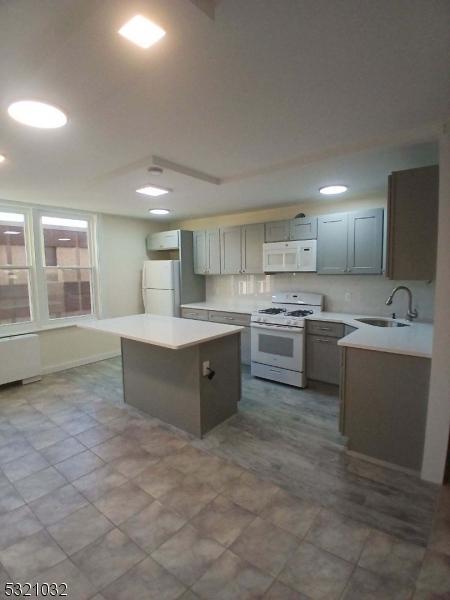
[241,223,264,274]
[193,229,221,275]
[220,226,243,274]
[317,210,383,275]
[306,321,344,385]
[347,209,383,274]
[289,216,317,240]
[265,220,290,242]
[180,307,209,320]
[317,213,349,274]
[147,230,180,251]
[386,165,439,280]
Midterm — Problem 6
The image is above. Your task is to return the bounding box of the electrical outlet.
[202,361,210,377]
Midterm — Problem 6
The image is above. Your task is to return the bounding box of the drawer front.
[181,308,209,321]
[208,311,250,327]
[307,320,345,338]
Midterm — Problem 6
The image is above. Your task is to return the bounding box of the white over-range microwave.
[263,240,317,273]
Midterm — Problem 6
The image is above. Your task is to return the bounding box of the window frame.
[0,202,100,337]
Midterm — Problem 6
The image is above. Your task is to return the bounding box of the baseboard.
[40,351,121,375]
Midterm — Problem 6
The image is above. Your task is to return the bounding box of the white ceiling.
[0,0,448,220]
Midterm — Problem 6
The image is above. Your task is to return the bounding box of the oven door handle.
[251,323,303,333]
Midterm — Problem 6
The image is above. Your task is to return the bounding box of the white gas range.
[250,292,323,388]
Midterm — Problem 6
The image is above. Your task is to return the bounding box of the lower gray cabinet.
[306,335,340,385]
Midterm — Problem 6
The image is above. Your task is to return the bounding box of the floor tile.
[178,592,201,600]
[192,549,273,600]
[151,524,224,586]
[41,437,85,464]
[0,439,33,465]
[1,449,49,482]
[14,466,67,503]
[25,424,69,450]
[34,558,97,600]
[191,494,255,547]
[279,541,353,600]
[260,488,320,539]
[342,566,415,600]
[231,516,299,576]
[359,531,426,584]
[222,471,280,514]
[133,463,185,498]
[429,513,450,557]
[94,481,152,525]
[415,550,450,596]
[159,476,218,520]
[306,508,371,563]
[90,435,140,462]
[29,484,88,526]
[72,465,127,502]
[71,528,146,590]
[60,414,99,436]
[48,504,114,556]
[0,505,43,550]
[0,476,26,514]
[0,530,66,580]
[264,580,310,599]
[120,500,186,553]
[109,448,159,478]
[54,449,105,481]
[188,455,245,492]
[102,556,186,600]
[140,429,188,458]
[75,425,116,449]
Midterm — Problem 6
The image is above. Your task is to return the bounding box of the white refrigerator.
[142,260,181,317]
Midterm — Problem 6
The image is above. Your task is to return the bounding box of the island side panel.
[199,332,240,436]
[121,338,202,437]
[342,347,431,471]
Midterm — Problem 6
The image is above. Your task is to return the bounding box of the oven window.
[259,333,294,357]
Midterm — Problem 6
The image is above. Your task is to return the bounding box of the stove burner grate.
[288,309,314,317]
[258,308,286,315]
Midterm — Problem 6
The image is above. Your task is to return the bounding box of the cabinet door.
[265,220,290,242]
[317,213,348,274]
[206,229,221,274]
[240,326,251,365]
[289,216,317,240]
[306,335,340,385]
[347,209,383,274]
[242,223,264,274]
[220,226,242,274]
[193,231,206,274]
[147,230,179,251]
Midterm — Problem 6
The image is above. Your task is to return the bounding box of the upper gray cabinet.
[241,223,264,273]
[317,209,383,275]
[147,230,180,251]
[265,220,290,242]
[317,213,349,274]
[220,226,242,274]
[193,229,221,275]
[347,209,383,274]
[386,165,439,281]
[289,216,318,240]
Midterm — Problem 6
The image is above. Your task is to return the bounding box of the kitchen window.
[0,204,98,336]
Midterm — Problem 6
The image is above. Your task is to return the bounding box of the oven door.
[251,323,304,372]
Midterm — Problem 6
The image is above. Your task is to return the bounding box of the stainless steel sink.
[355,318,410,328]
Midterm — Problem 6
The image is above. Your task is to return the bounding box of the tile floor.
[0,358,448,599]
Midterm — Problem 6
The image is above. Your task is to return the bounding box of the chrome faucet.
[385,286,418,321]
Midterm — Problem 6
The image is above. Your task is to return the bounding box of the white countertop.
[78,314,243,350]
[307,311,433,359]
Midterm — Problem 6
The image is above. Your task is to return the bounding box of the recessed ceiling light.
[4,230,21,235]
[119,15,166,49]
[0,154,6,163]
[58,238,71,241]
[8,100,67,129]
[137,184,170,197]
[319,185,348,195]
[149,208,170,215]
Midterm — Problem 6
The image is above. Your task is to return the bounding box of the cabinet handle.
[315,338,331,343]
[317,327,331,331]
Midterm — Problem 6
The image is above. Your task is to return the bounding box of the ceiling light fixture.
[4,231,21,235]
[0,154,6,163]
[137,184,170,197]
[8,100,67,129]
[149,208,170,215]
[319,185,348,195]
[118,15,166,48]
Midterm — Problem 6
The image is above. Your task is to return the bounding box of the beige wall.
[39,214,162,373]
[174,196,435,322]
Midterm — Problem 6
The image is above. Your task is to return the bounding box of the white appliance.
[251,292,323,387]
[263,240,317,273]
[142,260,180,317]
[0,334,41,385]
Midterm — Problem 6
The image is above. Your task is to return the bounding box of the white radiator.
[0,334,42,385]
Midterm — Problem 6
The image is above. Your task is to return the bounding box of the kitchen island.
[78,314,243,437]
